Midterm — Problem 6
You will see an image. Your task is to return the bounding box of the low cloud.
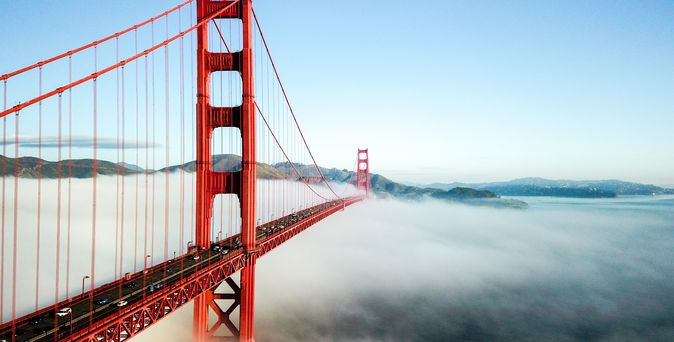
[248,198,674,341]
[4,176,673,341]
[3,136,162,149]
[133,196,674,341]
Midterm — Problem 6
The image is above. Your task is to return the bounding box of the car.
[147,283,164,293]
[123,281,137,288]
[115,300,128,307]
[189,254,200,260]
[29,316,45,325]
[210,243,221,252]
[56,308,72,317]
[94,298,110,305]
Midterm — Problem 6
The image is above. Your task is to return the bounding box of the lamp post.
[144,254,152,271]
[81,275,90,296]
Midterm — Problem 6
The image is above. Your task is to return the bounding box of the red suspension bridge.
[0,1,370,341]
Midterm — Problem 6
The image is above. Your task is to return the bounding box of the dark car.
[147,283,164,293]
[94,298,110,305]
[210,243,221,252]
[8,328,26,339]
[29,316,45,325]
[123,281,137,288]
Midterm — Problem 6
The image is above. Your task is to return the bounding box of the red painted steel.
[251,9,341,200]
[256,197,364,256]
[0,198,363,341]
[0,0,240,119]
[239,1,257,338]
[194,0,256,340]
[357,149,370,195]
[22,198,357,342]
[0,0,194,82]
[254,101,332,201]
[0,1,369,340]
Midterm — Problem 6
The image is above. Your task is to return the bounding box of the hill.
[426,177,674,198]
[0,154,527,208]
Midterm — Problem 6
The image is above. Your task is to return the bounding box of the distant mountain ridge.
[0,154,527,208]
[426,177,674,197]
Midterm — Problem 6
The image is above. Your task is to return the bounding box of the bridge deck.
[0,196,363,342]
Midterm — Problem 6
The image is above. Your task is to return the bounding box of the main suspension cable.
[252,9,341,200]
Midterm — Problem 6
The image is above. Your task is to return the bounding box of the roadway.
[0,198,354,342]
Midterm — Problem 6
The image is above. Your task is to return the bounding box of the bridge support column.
[195,0,256,341]
[239,258,256,340]
[357,149,370,195]
[194,278,242,341]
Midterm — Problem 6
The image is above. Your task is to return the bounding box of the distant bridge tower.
[194,0,256,341]
[357,149,370,195]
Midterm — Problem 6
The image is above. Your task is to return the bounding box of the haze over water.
[136,195,674,341]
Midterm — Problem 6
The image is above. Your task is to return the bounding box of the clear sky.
[1,0,673,185]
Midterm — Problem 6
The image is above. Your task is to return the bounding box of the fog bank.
[135,196,674,341]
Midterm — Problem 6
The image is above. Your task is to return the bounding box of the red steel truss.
[0,0,369,340]
[63,198,362,342]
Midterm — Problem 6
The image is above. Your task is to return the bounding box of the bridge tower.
[357,149,370,195]
[194,0,256,341]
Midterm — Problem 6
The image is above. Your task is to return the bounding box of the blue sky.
[1,0,673,185]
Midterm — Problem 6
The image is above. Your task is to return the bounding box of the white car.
[116,300,128,307]
[56,308,72,317]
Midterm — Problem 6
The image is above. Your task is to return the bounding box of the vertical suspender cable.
[134,28,140,274]
[151,21,156,267]
[53,93,63,341]
[266,33,269,220]
[66,56,72,299]
[190,1,196,244]
[228,20,233,238]
[118,55,126,296]
[252,9,340,201]
[115,37,121,280]
[90,45,98,328]
[1,80,5,323]
[164,13,170,264]
[36,66,43,311]
[144,55,149,272]
[179,8,185,255]
[120,64,126,279]
[11,108,19,336]
[55,91,63,311]
[219,32,224,242]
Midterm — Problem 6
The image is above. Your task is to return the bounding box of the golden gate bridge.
[0,0,370,340]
